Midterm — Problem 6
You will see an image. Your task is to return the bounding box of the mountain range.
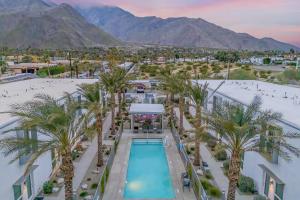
[0,0,121,49]
[0,0,299,51]
[76,6,300,52]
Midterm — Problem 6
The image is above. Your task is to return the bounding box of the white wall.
[205,89,300,199]
[0,121,53,200]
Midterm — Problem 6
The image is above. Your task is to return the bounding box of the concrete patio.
[102,129,196,200]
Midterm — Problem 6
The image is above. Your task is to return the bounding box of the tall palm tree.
[187,81,208,166]
[207,96,300,200]
[175,73,189,135]
[0,94,86,200]
[78,83,104,166]
[100,67,128,135]
[159,71,178,124]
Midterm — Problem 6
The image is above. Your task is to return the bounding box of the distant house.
[9,63,57,74]
[250,57,264,65]
[155,57,166,64]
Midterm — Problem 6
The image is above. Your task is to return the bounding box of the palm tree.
[78,83,104,166]
[0,94,87,200]
[187,81,208,166]
[207,96,300,200]
[100,67,128,135]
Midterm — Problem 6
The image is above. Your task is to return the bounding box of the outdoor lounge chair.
[133,127,139,133]
[181,172,191,191]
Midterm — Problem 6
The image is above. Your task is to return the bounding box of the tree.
[215,51,240,79]
[263,57,271,65]
[207,96,300,200]
[187,81,208,166]
[78,83,104,166]
[42,52,51,77]
[160,72,189,134]
[100,67,128,135]
[0,94,87,200]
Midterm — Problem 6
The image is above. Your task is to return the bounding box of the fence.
[170,121,208,200]
[93,124,123,200]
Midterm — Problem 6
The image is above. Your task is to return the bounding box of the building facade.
[196,80,300,200]
[0,78,97,200]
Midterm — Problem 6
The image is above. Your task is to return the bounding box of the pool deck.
[102,129,196,200]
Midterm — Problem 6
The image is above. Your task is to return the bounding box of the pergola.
[129,103,165,134]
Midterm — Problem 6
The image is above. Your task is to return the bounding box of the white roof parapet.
[129,103,165,114]
[196,80,300,129]
[0,78,98,126]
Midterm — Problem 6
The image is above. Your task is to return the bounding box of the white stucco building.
[196,80,300,200]
[0,78,97,200]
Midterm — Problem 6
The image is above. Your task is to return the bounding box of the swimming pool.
[124,139,175,199]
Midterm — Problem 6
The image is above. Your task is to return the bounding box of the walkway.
[45,111,113,200]
[175,107,253,200]
[102,129,196,200]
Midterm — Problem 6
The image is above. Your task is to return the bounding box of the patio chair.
[133,126,139,134]
[181,173,191,192]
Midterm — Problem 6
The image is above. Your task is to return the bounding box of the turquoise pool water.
[124,139,175,199]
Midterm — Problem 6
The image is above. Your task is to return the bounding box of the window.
[275,183,284,200]
[25,175,32,198]
[18,129,38,165]
[13,184,22,200]
[264,173,270,196]
[264,172,284,200]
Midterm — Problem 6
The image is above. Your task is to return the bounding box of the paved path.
[174,107,195,131]
[175,107,253,200]
[45,111,113,200]
[102,129,196,200]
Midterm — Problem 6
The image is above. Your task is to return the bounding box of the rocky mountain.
[77,6,300,51]
[0,0,121,49]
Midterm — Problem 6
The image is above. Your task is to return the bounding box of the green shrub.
[215,150,227,161]
[200,179,211,190]
[79,191,88,197]
[223,160,229,171]
[91,183,98,189]
[230,69,256,80]
[238,175,255,193]
[43,181,53,194]
[37,65,65,77]
[209,186,222,198]
[207,139,217,149]
[204,170,213,179]
[253,195,267,200]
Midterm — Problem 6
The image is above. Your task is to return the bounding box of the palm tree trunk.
[179,96,184,135]
[96,113,103,166]
[194,105,201,166]
[111,93,116,135]
[227,150,241,200]
[118,91,122,117]
[61,148,74,200]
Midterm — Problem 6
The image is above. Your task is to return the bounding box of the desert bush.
[238,175,256,193]
[43,181,53,194]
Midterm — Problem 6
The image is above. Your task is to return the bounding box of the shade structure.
[129,104,165,115]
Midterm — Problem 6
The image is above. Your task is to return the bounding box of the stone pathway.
[175,107,253,200]
[102,129,196,200]
[45,111,113,200]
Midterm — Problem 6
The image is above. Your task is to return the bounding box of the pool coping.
[102,129,196,200]
[124,138,176,199]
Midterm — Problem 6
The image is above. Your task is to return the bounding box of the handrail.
[170,120,208,200]
[93,124,123,200]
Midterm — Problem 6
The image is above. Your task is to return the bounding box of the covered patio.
[129,103,165,134]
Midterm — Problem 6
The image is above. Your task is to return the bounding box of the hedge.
[238,175,256,193]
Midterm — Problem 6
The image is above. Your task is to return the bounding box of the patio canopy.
[129,103,165,114]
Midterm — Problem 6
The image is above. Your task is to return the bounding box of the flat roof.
[0,78,97,126]
[129,103,165,114]
[196,80,300,128]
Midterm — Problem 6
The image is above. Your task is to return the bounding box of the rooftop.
[129,103,165,114]
[196,80,300,128]
[0,78,97,126]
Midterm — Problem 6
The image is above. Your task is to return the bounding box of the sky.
[52,0,300,47]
